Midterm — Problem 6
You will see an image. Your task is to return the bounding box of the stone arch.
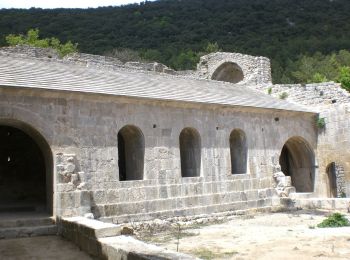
[179,128,201,177]
[0,119,53,214]
[211,62,244,83]
[118,125,145,181]
[230,129,248,174]
[326,162,346,198]
[279,136,315,192]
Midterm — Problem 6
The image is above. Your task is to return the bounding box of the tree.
[5,28,78,57]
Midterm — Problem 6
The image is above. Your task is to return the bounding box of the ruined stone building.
[0,46,349,228]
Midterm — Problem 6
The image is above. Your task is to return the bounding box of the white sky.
[0,0,153,9]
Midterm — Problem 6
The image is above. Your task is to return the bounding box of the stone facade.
[1,46,350,224]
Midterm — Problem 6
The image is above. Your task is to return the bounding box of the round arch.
[230,129,248,174]
[0,119,53,214]
[279,136,315,192]
[118,125,145,181]
[179,127,201,177]
[211,62,244,83]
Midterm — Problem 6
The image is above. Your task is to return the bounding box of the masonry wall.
[248,81,350,198]
[0,87,317,221]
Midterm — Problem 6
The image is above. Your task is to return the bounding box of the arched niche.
[118,125,145,181]
[211,62,244,83]
[230,129,248,174]
[279,136,315,192]
[0,119,53,214]
[179,128,201,177]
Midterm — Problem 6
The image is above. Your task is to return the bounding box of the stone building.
[0,46,348,227]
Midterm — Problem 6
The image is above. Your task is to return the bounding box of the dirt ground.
[0,236,94,260]
[141,210,350,260]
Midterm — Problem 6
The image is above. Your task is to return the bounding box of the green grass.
[192,248,238,260]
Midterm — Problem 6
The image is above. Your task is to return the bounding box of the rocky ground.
[138,210,350,259]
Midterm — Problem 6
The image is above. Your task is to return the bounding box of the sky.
[0,0,154,9]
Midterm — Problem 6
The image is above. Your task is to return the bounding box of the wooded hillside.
[1,0,349,83]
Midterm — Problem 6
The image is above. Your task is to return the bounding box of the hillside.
[1,0,350,83]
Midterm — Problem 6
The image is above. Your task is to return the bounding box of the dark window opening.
[118,125,145,181]
[230,129,248,174]
[179,128,201,177]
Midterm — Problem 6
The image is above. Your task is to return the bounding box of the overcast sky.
[0,0,154,9]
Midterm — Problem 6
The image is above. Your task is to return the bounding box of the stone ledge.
[99,235,198,260]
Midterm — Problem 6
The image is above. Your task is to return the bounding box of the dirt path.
[143,210,350,259]
[0,236,94,260]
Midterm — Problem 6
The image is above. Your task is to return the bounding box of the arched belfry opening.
[179,128,201,177]
[230,129,248,174]
[279,137,315,192]
[211,62,244,83]
[118,125,145,181]
[0,122,52,214]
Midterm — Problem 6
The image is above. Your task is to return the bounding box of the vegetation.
[191,248,238,260]
[5,28,78,57]
[316,117,326,129]
[317,213,350,228]
[279,92,288,100]
[1,0,350,84]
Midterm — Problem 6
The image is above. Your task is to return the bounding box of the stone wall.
[250,82,350,108]
[196,52,272,85]
[0,87,317,220]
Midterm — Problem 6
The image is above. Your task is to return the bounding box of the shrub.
[316,117,326,129]
[317,213,350,228]
[279,92,288,99]
[267,87,272,95]
[5,28,78,57]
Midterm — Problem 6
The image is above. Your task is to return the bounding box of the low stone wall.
[58,217,197,259]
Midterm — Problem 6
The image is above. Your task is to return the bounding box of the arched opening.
[230,129,248,174]
[0,123,52,214]
[326,162,337,198]
[179,128,201,177]
[118,125,145,181]
[211,62,244,83]
[279,137,315,192]
[326,162,346,198]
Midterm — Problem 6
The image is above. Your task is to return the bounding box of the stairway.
[0,212,57,239]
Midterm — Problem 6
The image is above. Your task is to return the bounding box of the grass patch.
[192,248,238,260]
[317,213,350,228]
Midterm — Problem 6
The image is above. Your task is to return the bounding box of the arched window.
[230,129,248,174]
[179,128,201,177]
[211,62,244,83]
[279,136,315,192]
[118,125,145,181]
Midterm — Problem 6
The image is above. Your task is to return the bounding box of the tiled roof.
[0,54,312,113]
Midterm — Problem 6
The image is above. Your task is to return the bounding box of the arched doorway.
[326,162,337,198]
[179,128,201,177]
[230,129,248,174]
[211,62,244,83]
[279,136,315,192]
[118,125,145,181]
[326,162,346,198]
[0,122,52,214]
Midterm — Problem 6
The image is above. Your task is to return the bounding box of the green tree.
[338,66,350,91]
[5,28,78,57]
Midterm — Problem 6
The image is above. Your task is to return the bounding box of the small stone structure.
[0,45,349,227]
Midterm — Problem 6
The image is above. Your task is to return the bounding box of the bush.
[279,92,288,99]
[317,213,350,228]
[5,28,78,57]
[316,117,326,129]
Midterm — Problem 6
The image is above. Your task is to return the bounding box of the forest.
[0,0,350,84]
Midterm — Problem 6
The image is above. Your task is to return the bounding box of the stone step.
[0,216,55,229]
[92,188,275,217]
[100,198,274,223]
[0,225,57,239]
